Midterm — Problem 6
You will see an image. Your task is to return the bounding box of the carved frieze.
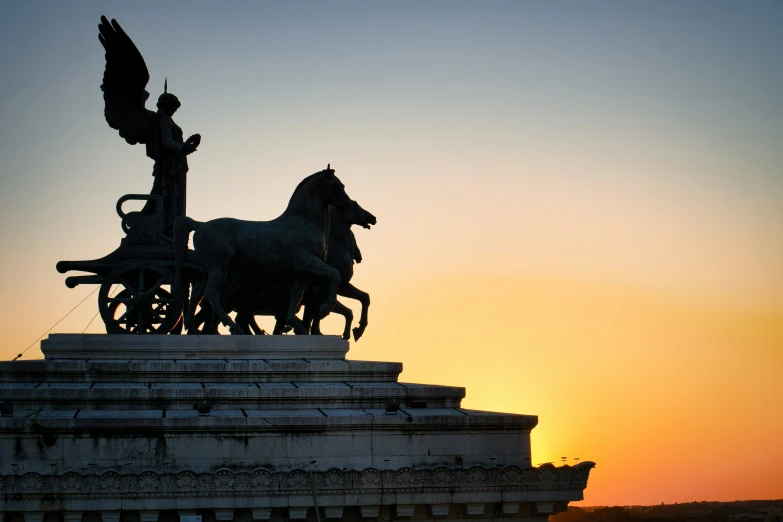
[0,462,594,498]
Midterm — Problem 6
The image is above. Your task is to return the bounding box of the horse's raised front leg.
[338,282,370,341]
[204,270,244,335]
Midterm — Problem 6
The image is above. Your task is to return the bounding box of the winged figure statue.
[98,15,201,237]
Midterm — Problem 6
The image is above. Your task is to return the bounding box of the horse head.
[335,200,376,230]
[287,166,356,216]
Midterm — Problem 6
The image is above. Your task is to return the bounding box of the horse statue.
[192,201,376,339]
[173,166,375,335]
[300,205,372,340]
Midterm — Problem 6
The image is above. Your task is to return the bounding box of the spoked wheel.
[98,260,183,334]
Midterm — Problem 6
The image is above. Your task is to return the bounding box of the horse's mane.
[289,169,330,202]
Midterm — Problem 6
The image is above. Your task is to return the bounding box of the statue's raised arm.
[98,16,157,147]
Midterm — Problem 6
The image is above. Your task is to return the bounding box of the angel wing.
[98,16,157,147]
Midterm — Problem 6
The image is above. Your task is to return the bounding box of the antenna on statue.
[164,78,168,93]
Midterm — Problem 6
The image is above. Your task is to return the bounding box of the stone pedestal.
[0,334,593,520]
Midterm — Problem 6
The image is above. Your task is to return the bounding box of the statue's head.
[157,92,180,115]
[157,79,181,116]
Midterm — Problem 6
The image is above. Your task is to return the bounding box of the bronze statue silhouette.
[98,16,201,237]
[174,167,376,335]
[192,202,375,340]
[56,18,379,337]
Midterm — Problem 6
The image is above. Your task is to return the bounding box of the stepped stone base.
[0,335,594,521]
[41,334,349,360]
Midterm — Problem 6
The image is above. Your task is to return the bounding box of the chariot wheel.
[98,260,183,334]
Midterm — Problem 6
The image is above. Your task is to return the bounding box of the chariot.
[56,195,202,334]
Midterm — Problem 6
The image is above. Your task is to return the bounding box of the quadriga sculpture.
[173,167,376,335]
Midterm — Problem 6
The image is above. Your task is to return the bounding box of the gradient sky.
[1,1,782,506]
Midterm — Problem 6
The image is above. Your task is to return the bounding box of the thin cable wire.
[83,284,118,333]
[13,286,99,361]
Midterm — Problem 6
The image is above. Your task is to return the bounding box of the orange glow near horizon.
[364,273,783,505]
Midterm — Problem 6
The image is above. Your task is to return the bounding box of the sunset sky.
[1,1,782,506]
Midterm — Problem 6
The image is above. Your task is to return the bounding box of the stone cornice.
[0,463,594,498]
[0,409,539,434]
[41,334,350,360]
[0,359,404,384]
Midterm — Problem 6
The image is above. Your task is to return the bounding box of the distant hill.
[552,500,783,522]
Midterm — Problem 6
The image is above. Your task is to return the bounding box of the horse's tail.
[173,215,202,284]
